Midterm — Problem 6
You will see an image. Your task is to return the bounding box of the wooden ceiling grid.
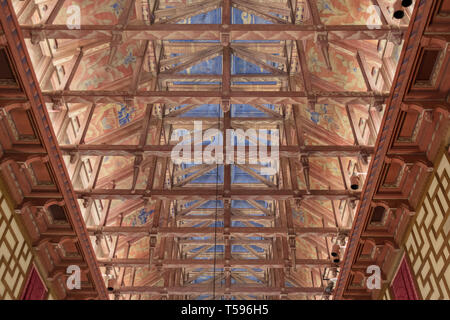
[11,0,409,300]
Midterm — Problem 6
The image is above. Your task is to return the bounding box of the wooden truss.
[3,0,427,300]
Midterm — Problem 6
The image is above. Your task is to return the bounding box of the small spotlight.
[107,279,116,292]
[331,244,341,263]
[325,281,334,294]
[393,10,405,19]
[350,173,360,190]
[331,244,340,257]
[401,0,413,7]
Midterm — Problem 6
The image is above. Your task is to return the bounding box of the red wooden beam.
[42,90,389,105]
[88,226,349,237]
[113,285,325,295]
[98,258,335,268]
[21,24,406,40]
[59,144,374,157]
[76,188,361,200]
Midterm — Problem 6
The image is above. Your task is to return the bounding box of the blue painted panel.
[200,200,224,209]
[177,8,221,24]
[207,221,224,227]
[206,245,224,253]
[232,165,268,184]
[232,104,267,117]
[191,166,224,184]
[248,221,264,227]
[231,220,247,227]
[180,104,221,117]
[179,164,223,183]
[232,80,277,85]
[130,208,154,226]
[232,245,247,253]
[117,103,135,127]
[231,200,253,208]
[168,40,220,43]
[231,200,267,208]
[249,245,264,253]
[232,55,268,74]
[173,81,221,85]
[179,55,222,75]
[232,7,272,24]
[307,104,334,125]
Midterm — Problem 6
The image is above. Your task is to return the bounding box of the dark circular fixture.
[393,10,405,19]
[333,257,340,264]
[107,286,114,292]
[401,0,413,7]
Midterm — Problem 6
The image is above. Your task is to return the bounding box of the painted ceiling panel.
[84,102,145,142]
[53,0,133,25]
[306,41,367,92]
[11,0,409,299]
[308,157,345,190]
[317,0,382,25]
[178,7,221,24]
[72,41,140,90]
[98,156,134,181]
[232,7,273,24]
[301,104,355,145]
[129,237,151,258]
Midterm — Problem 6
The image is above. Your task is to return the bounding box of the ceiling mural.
[317,0,382,25]
[306,43,367,91]
[12,0,408,300]
[72,41,140,90]
[53,0,133,25]
[84,102,145,142]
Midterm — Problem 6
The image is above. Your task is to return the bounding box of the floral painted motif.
[317,0,381,25]
[54,0,132,25]
[306,43,366,92]
[72,40,139,91]
[85,102,144,142]
[97,156,133,181]
[308,104,338,129]
[117,103,135,127]
[301,104,354,144]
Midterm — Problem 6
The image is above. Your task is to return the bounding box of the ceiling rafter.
[6,0,412,300]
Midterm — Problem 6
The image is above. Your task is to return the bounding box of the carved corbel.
[30,29,45,45]
[51,95,66,111]
[222,98,230,113]
[371,94,385,112]
[314,31,332,70]
[387,30,403,45]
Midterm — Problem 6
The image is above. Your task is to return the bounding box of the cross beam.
[112,285,326,295]
[97,258,336,268]
[42,90,389,105]
[88,226,350,237]
[59,145,374,158]
[76,189,361,200]
[22,24,405,40]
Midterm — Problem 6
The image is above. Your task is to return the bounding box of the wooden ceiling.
[10,0,412,299]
